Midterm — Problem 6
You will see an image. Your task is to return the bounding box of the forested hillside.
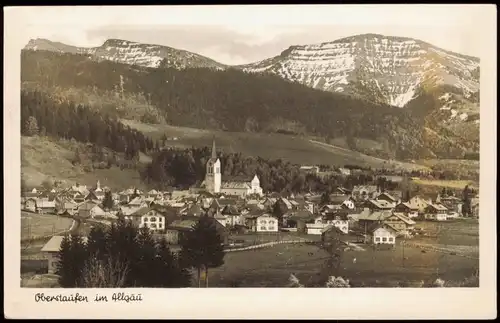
[21,49,472,160]
[21,89,155,159]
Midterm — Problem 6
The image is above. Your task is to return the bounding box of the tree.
[55,234,87,287]
[80,253,129,288]
[462,185,472,217]
[73,149,82,165]
[41,179,53,191]
[24,116,39,136]
[272,202,285,227]
[86,226,107,260]
[180,216,225,287]
[102,190,114,210]
[320,191,331,206]
[21,177,27,195]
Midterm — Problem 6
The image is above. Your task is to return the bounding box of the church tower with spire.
[205,138,221,193]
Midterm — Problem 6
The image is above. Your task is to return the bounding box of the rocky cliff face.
[25,38,226,70]
[239,33,479,107]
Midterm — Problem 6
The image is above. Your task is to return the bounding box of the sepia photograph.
[4,4,497,319]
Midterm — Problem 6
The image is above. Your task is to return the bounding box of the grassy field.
[21,136,150,190]
[207,219,479,287]
[411,178,478,189]
[21,211,74,240]
[415,158,480,180]
[412,218,479,247]
[121,119,429,171]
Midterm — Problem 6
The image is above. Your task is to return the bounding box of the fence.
[224,238,313,253]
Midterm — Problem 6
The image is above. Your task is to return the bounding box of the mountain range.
[22,34,480,161]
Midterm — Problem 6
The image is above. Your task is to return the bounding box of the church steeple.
[211,137,217,160]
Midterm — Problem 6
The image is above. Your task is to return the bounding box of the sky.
[9,5,491,65]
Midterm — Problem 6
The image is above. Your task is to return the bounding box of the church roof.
[223,175,254,183]
[221,181,250,189]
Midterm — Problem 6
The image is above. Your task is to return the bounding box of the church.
[201,139,263,198]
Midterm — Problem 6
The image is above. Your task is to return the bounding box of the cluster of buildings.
[25,140,480,273]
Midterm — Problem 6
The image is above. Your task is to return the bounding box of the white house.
[128,207,166,232]
[370,224,397,245]
[424,204,448,221]
[307,213,349,235]
[246,213,278,233]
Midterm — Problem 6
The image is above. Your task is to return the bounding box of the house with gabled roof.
[376,192,399,204]
[424,203,449,221]
[42,235,89,274]
[351,185,380,201]
[364,199,395,212]
[78,201,105,220]
[127,207,166,233]
[394,202,419,218]
[245,212,279,233]
[369,223,398,246]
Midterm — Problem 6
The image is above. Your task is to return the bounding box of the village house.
[394,202,419,218]
[77,201,105,219]
[182,204,206,217]
[337,168,351,176]
[221,204,244,227]
[164,216,228,245]
[127,196,149,209]
[357,210,393,232]
[36,198,56,214]
[245,212,279,233]
[321,225,349,246]
[351,185,380,201]
[383,212,416,233]
[369,223,398,246]
[283,209,315,233]
[208,198,239,216]
[424,203,449,221]
[328,194,356,210]
[24,198,37,213]
[364,199,395,212]
[41,235,88,274]
[408,196,430,213]
[128,207,166,233]
[376,192,400,205]
[322,212,350,234]
[55,198,79,216]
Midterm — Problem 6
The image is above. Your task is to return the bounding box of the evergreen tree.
[41,179,53,191]
[320,191,331,206]
[180,216,225,287]
[156,238,192,287]
[135,227,159,287]
[462,185,472,217]
[86,225,108,260]
[102,190,114,210]
[70,234,88,287]
[55,235,75,287]
[24,116,39,136]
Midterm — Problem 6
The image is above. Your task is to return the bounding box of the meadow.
[21,211,74,241]
[207,219,479,287]
[21,135,149,190]
[121,119,429,171]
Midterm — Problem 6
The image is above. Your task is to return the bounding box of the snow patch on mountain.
[241,34,480,109]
